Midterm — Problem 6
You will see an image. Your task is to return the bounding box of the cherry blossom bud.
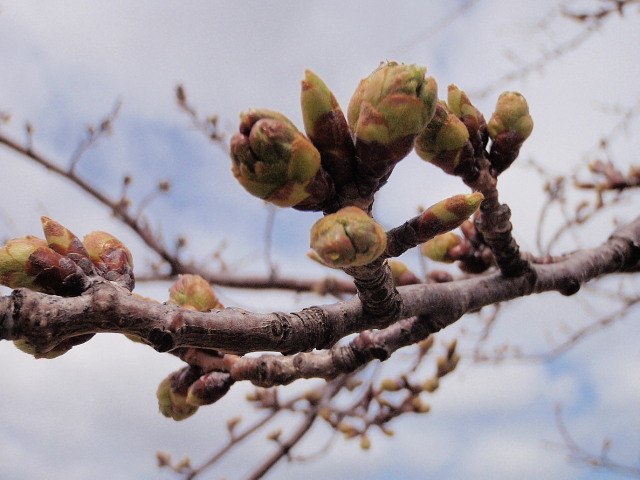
[230,109,330,208]
[421,232,462,263]
[388,260,421,286]
[157,366,201,421]
[415,102,473,176]
[41,217,93,273]
[186,372,234,406]
[168,274,223,311]
[0,235,87,295]
[487,92,533,174]
[310,206,387,268]
[83,231,134,290]
[415,192,484,240]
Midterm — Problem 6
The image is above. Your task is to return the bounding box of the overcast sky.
[1,1,639,479]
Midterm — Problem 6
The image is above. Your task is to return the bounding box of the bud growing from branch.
[487,91,533,175]
[347,62,437,194]
[301,70,356,187]
[388,260,421,286]
[415,192,484,241]
[168,274,223,311]
[157,367,201,421]
[415,102,473,176]
[0,235,88,295]
[421,232,463,263]
[82,231,134,290]
[230,109,331,208]
[310,207,387,268]
[446,85,486,137]
[186,372,234,406]
[41,217,93,273]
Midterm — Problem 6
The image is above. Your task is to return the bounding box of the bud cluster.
[0,217,134,296]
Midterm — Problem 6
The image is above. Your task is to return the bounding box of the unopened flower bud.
[168,274,223,311]
[415,102,473,176]
[415,192,484,241]
[388,260,421,286]
[487,92,533,175]
[447,84,486,136]
[0,235,88,295]
[301,70,356,187]
[186,372,234,406]
[347,62,438,193]
[157,367,201,421]
[421,232,463,263]
[310,206,387,268]
[83,231,134,289]
[230,109,330,208]
[380,377,402,392]
[41,217,93,273]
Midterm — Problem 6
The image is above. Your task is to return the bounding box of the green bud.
[447,84,486,136]
[388,260,421,286]
[0,235,87,295]
[186,372,234,406]
[415,102,472,175]
[486,92,533,175]
[301,70,355,187]
[487,91,533,140]
[230,109,327,208]
[421,232,462,263]
[348,62,437,146]
[83,231,134,289]
[168,274,223,311]
[157,367,201,421]
[309,206,387,268]
[414,192,483,241]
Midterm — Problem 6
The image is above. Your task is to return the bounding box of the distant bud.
[487,92,533,175]
[421,377,440,393]
[421,233,462,263]
[0,235,88,295]
[415,101,474,176]
[186,372,234,406]
[83,231,134,290]
[411,396,431,414]
[309,206,387,268]
[168,274,223,311]
[380,377,402,392]
[360,435,372,450]
[388,260,421,286]
[427,270,454,283]
[230,109,330,208]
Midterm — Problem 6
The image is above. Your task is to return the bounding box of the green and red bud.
[309,206,387,268]
[82,231,134,290]
[447,85,487,140]
[415,101,473,176]
[421,232,463,263]
[347,62,438,194]
[168,274,223,311]
[41,217,93,273]
[157,366,201,421]
[186,372,234,407]
[0,235,88,295]
[230,109,331,209]
[487,91,533,175]
[415,192,484,240]
[301,70,356,187]
[348,62,437,146]
[388,260,421,286]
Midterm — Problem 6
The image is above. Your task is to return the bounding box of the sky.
[1,1,639,479]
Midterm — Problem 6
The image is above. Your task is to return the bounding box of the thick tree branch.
[2,216,639,369]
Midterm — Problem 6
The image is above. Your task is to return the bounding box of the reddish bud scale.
[157,366,202,421]
[186,372,235,406]
[488,130,527,175]
[26,247,88,296]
